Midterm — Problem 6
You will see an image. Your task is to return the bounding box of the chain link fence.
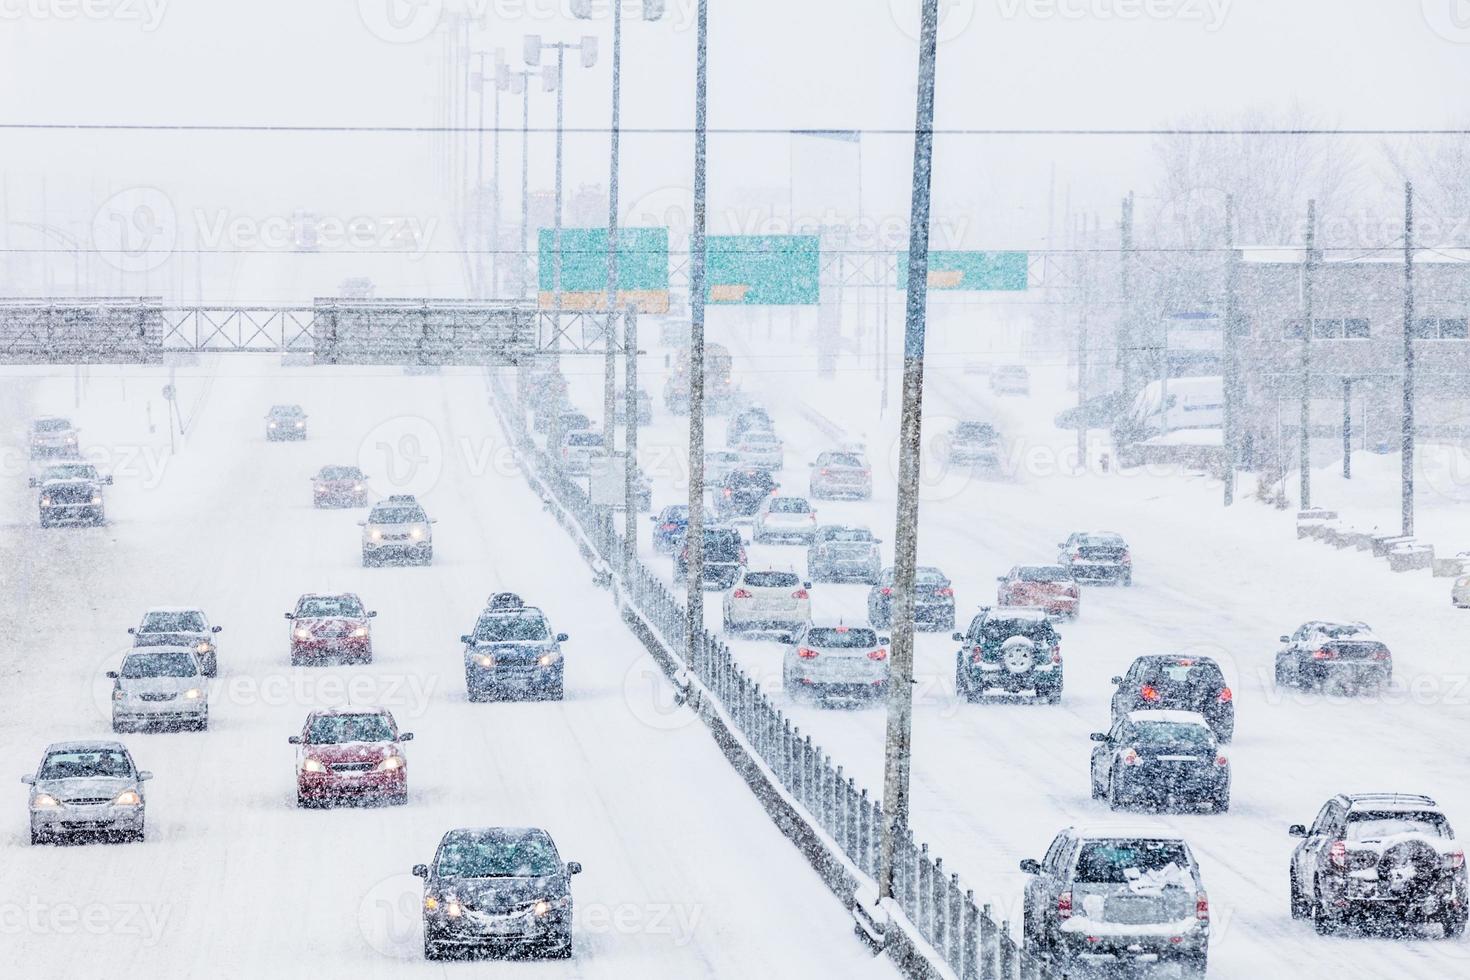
[488,367,1054,980]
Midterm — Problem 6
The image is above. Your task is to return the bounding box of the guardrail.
[486,367,1054,980]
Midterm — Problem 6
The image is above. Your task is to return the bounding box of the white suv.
[722,569,811,634]
[361,495,435,566]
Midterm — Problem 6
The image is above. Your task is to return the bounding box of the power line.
[2,123,1469,136]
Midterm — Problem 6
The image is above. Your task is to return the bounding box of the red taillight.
[1071,551,1082,560]
[1195,893,1209,921]
[1057,891,1073,920]
[1446,850,1465,870]
[861,470,871,477]
[879,587,893,596]
[868,649,888,661]
[936,587,954,596]
[1122,748,1140,766]
[792,589,809,599]
[732,588,752,599]
[739,549,747,563]
[661,522,678,531]
[1176,658,1195,666]
[1140,684,1161,702]
[1329,840,1348,869]
[1215,754,1228,767]
[1121,550,1132,564]
[797,647,819,660]
[820,468,830,476]
[1050,649,1061,664]
[1373,649,1390,661]
[723,488,732,497]
[1218,687,1233,703]
[1312,648,1336,660]
[971,645,983,664]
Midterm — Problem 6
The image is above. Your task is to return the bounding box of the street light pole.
[879,0,941,906]
[685,0,709,660]
[1402,182,1416,537]
[1300,200,1316,510]
[603,0,623,454]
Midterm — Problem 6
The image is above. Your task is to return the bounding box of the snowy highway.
[0,359,896,979]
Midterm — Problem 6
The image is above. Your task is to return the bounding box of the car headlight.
[445,899,463,919]
[112,689,124,701]
[294,421,303,428]
[32,793,59,808]
[113,789,141,806]
[293,627,311,641]
[196,641,212,654]
[301,758,326,773]
[268,422,277,428]
[409,526,423,541]
[40,496,51,506]
[183,688,202,700]
[370,529,383,541]
[353,483,363,492]
[376,755,403,772]
[351,626,369,639]
[90,495,102,505]
[538,652,561,667]
[533,899,552,917]
[474,653,494,668]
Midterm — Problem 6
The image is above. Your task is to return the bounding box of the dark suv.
[1058,531,1132,585]
[868,566,954,631]
[1110,654,1233,741]
[1289,792,1467,938]
[714,467,778,519]
[1021,828,1209,978]
[675,526,747,590]
[415,826,582,960]
[953,608,1062,703]
[1275,621,1391,693]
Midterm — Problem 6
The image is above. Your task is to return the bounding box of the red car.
[289,707,411,807]
[311,464,368,508]
[286,593,376,665]
[996,565,1079,619]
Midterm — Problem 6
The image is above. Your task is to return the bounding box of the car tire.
[1123,573,1133,587]
[1443,910,1467,939]
[1041,688,1062,705]
[1107,770,1125,811]
[1312,893,1341,936]
[1177,954,1208,980]
[1274,657,1293,688]
[29,828,44,845]
[423,938,446,961]
[545,677,565,701]
[389,790,408,807]
[361,550,374,567]
[1213,791,1231,812]
[1289,874,1309,920]
[195,716,209,732]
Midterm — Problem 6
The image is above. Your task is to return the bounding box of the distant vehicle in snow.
[129,606,221,676]
[559,430,604,475]
[869,566,955,631]
[704,450,742,486]
[722,568,810,634]
[460,605,567,701]
[1020,827,1210,978]
[807,525,881,584]
[675,526,747,591]
[289,707,411,808]
[714,467,779,520]
[612,388,653,426]
[1274,621,1391,693]
[1123,376,1223,440]
[808,449,873,500]
[996,565,1079,619]
[485,592,524,612]
[414,826,582,960]
[1089,710,1230,812]
[35,464,108,527]
[286,593,376,665]
[942,420,1001,470]
[1288,792,1467,938]
[23,740,151,845]
[1453,573,1470,609]
[107,648,209,733]
[734,429,784,471]
[667,342,735,413]
[360,495,435,566]
[1057,531,1132,585]
[1110,654,1234,742]
[725,406,773,447]
[990,364,1030,396]
[781,622,890,702]
[649,504,713,555]
[952,607,1061,702]
[266,404,307,441]
[311,464,368,508]
[752,495,817,545]
[28,416,79,458]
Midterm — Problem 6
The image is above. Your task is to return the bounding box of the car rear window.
[705,532,743,560]
[745,571,799,588]
[822,453,865,468]
[566,432,603,447]
[768,498,809,513]
[1144,660,1224,686]
[1345,811,1450,841]
[1018,566,1070,581]
[727,471,773,488]
[1073,840,1192,884]
[915,567,947,584]
[978,618,1056,644]
[807,627,879,648]
[1131,722,1214,749]
[141,611,206,633]
[825,528,874,543]
[1079,534,1124,547]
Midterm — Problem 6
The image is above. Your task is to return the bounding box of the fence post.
[949,874,963,973]
[981,904,996,980]
[998,925,1013,980]
[918,844,932,939]
[871,801,884,879]
[963,891,979,980]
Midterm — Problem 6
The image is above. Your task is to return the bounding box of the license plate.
[481,917,524,936]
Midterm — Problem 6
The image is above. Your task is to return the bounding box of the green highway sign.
[705,235,820,305]
[538,227,670,313]
[897,250,1029,291]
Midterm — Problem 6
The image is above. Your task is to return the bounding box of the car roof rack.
[1344,792,1437,808]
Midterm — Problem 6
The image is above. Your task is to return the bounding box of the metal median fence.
[488,368,1053,980]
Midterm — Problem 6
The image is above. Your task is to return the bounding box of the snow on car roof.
[989,607,1050,622]
[1344,792,1439,812]
[310,705,391,717]
[1065,822,1186,841]
[1126,709,1212,727]
[143,605,205,614]
[45,739,128,753]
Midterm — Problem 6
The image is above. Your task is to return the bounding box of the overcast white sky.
[1,0,1467,299]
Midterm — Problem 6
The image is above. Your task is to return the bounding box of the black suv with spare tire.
[953,608,1062,703]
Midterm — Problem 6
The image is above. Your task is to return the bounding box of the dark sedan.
[1110,654,1234,741]
[714,467,778,520]
[649,504,714,555]
[867,566,954,630]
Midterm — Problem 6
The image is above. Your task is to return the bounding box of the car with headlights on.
[266,404,307,440]
[28,416,80,458]
[415,826,583,960]
[286,592,376,665]
[714,466,779,520]
[311,464,369,507]
[360,494,435,565]
[1274,621,1392,693]
[36,470,107,527]
[1110,654,1234,742]
[953,608,1062,703]
[943,420,1002,470]
[23,741,151,845]
[129,606,221,676]
[868,566,955,630]
[649,504,714,555]
[674,526,747,591]
[461,605,568,701]
[997,565,1079,619]
[108,648,209,733]
[808,449,873,500]
[807,525,882,584]
[1090,711,1230,812]
[753,495,817,544]
[290,707,412,807]
[782,623,890,702]
[1020,827,1209,979]
[1058,530,1132,585]
[722,569,811,634]
[1288,792,1467,938]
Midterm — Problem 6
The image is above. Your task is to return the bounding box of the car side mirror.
[807,462,815,467]
[21,774,34,785]
[212,625,222,633]
[1088,732,1108,742]
[996,577,1007,583]
[287,736,301,745]
[356,521,367,527]
[103,476,114,485]
[1289,824,1308,838]
[412,864,429,878]
[1279,635,1290,644]
[803,582,812,590]
[126,627,136,634]
[648,515,658,522]
[367,611,378,618]
[556,633,569,642]
[777,633,793,645]
[284,613,294,620]
[138,771,153,781]
[460,634,472,644]
[27,477,38,487]
[1110,676,1122,685]
[399,733,414,742]
[879,636,891,646]
[567,861,583,875]
[1019,858,1041,875]
[951,632,965,642]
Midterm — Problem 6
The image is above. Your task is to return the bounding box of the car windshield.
[270,406,303,416]
[1074,840,1192,884]
[745,571,799,588]
[1079,534,1124,547]
[1345,811,1450,841]
[705,533,742,561]
[39,750,132,780]
[121,652,198,678]
[297,596,364,618]
[34,418,71,432]
[474,614,550,642]
[307,714,395,743]
[41,464,96,480]
[435,832,561,878]
[807,627,879,648]
[822,453,865,468]
[1144,660,1224,686]
[319,466,361,480]
[768,498,810,514]
[1018,567,1070,582]
[371,507,425,524]
[1131,722,1213,749]
[955,423,995,439]
[141,610,206,633]
[727,471,773,489]
[566,433,603,447]
[824,528,873,543]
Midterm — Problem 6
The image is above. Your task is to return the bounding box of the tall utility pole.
[1075,214,1091,470]
[1118,193,1135,402]
[879,0,940,907]
[1299,200,1317,510]
[624,304,639,575]
[684,0,710,658]
[1402,182,1416,537]
[490,50,507,297]
[1223,195,1240,506]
